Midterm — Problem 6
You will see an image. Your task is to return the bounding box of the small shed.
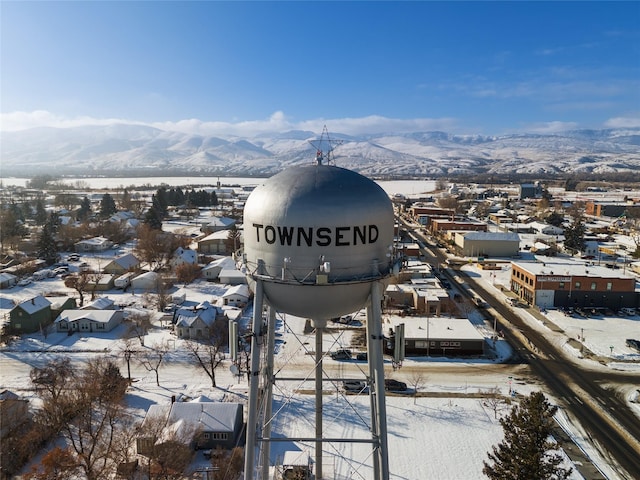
[202,256,236,281]
[131,271,159,292]
[0,273,17,289]
[222,284,251,308]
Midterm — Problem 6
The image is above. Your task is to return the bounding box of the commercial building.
[510,260,638,309]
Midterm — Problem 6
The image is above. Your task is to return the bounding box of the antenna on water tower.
[309,125,343,166]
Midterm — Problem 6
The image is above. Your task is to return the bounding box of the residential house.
[48,296,78,318]
[75,236,113,252]
[202,256,236,281]
[103,253,140,275]
[200,216,236,234]
[54,309,123,333]
[218,268,247,285]
[137,400,244,454]
[221,284,251,308]
[198,230,235,255]
[171,247,198,268]
[0,390,30,439]
[9,295,52,333]
[174,301,227,339]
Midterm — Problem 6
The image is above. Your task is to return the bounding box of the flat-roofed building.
[510,260,638,309]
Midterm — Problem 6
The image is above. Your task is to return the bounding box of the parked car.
[621,307,636,316]
[626,339,640,352]
[17,277,33,286]
[384,379,408,392]
[330,349,352,360]
[342,380,367,393]
[356,352,368,361]
[68,254,80,261]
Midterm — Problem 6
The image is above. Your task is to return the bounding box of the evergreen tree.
[144,205,163,230]
[38,215,59,264]
[563,216,586,255]
[120,188,132,211]
[34,198,48,226]
[154,187,169,217]
[483,391,572,480]
[99,193,117,217]
[77,196,92,221]
[545,211,564,228]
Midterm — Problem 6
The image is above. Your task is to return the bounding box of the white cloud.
[524,121,579,134]
[604,116,640,128]
[0,110,459,137]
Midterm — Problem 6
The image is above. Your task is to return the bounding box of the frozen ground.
[1,244,638,478]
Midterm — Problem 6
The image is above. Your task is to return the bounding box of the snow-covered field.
[2,250,636,479]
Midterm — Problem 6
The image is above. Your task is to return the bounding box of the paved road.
[403,217,640,479]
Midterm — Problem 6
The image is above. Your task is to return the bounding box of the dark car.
[330,349,352,360]
[384,379,408,392]
[626,339,640,352]
[356,352,368,361]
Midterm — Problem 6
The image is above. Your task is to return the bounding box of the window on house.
[203,433,210,439]
[606,282,612,291]
[558,282,565,289]
[575,281,581,289]
[591,282,597,290]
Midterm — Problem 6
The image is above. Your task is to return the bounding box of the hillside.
[1,125,639,177]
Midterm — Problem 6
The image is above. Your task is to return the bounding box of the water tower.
[241,146,398,479]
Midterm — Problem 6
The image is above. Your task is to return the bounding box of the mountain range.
[1,124,639,178]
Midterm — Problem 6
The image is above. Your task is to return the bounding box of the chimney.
[31,298,35,305]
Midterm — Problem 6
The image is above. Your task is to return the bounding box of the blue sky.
[1,1,639,136]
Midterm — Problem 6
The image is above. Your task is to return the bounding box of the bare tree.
[127,311,151,347]
[136,411,198,480]
[30,357,129,480]
[408,372,427,405]
[139,342,169,387]
[64,270,92,307]
[184,320,229,387]
[482,386,509,419]
[117,336,138,384]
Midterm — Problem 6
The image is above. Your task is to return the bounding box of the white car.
[17,277,33,286]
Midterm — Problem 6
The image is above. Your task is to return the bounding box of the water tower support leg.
[244,277,264,480]
[260,307,276,480]
[369,281,390,480]
[315,322,324,480]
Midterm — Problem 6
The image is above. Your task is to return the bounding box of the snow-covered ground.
[2,249,636,479]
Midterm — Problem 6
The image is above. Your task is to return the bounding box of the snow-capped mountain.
[1,125,639,177]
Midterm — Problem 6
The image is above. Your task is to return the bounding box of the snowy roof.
[145,401,242,434]
[460,231,520,242]
[0,272,17,281]
[16,295,51,314]
[388,316,485,341]
[200,230,234,242]
[80,297,115,310]
[512,259,635,279]
[54,309,119,324]
[222,284,250,299]
[175,301,222,327]
[111,253,140,269]
[204,216,236,228]
[203,256,237,270]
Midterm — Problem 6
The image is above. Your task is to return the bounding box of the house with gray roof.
[9,295,52,333]
[103,253,140,275]
[137,400,244,454]
[174,301,227,339]
[54,309,123,333]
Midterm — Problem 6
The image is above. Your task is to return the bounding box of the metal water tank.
[243,164,394,318]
